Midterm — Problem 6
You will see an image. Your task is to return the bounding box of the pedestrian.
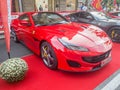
[80,3,87,11]
[117,0,120,10]
[39,5,43,11]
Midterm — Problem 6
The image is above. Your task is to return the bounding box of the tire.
[40,42,58,70]
[11,28,19,43]
[108,27,120,42]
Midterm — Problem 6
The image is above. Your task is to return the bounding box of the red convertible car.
[11,12,112,72]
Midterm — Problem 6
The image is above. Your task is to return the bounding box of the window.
[32,12,68,25]
[80,12,93,20]
[19,14,30,22]
[69,14,78,21]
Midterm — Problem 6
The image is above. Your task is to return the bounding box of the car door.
[17,14,31,42]
[18,13,40,54]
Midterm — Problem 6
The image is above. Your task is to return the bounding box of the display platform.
[0,39,120,90]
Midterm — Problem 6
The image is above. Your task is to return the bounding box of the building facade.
[12,0,87,12]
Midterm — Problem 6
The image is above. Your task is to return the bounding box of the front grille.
[82,50,111,63]
[67,60,81,68]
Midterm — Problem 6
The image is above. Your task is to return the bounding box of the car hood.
[100,19,120,25]
[37,22,112,52]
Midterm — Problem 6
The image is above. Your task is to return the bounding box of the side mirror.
[20,20,31,26]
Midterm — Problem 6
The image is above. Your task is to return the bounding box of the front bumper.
[55,49,112,72]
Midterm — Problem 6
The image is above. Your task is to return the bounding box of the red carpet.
[0,43,120,90]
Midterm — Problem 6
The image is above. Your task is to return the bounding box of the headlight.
[58,38,89,52]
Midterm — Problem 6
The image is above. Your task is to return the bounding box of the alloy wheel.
[41,42,57,69]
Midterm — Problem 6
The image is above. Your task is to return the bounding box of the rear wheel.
[40,42,58,70]
[11,28,19,43]
[108,27,120,42]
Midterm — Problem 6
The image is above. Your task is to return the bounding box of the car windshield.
[90,12,111,20]
[32,12,68,26]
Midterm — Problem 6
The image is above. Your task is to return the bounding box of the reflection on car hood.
[60,23,112,52]
[37,22,112,52]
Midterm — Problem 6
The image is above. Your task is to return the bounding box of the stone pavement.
[0,38,32,62]
[94,69,120,90]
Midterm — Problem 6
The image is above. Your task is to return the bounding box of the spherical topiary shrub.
[0,58,28,82]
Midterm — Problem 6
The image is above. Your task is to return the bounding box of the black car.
[65,11,120,42]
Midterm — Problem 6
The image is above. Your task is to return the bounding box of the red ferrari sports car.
[11,12,112,72]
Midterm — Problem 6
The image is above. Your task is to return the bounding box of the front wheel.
[108,27,120,42]
[40,42,58,70]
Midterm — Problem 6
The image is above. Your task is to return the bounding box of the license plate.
[101,57,111,67]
